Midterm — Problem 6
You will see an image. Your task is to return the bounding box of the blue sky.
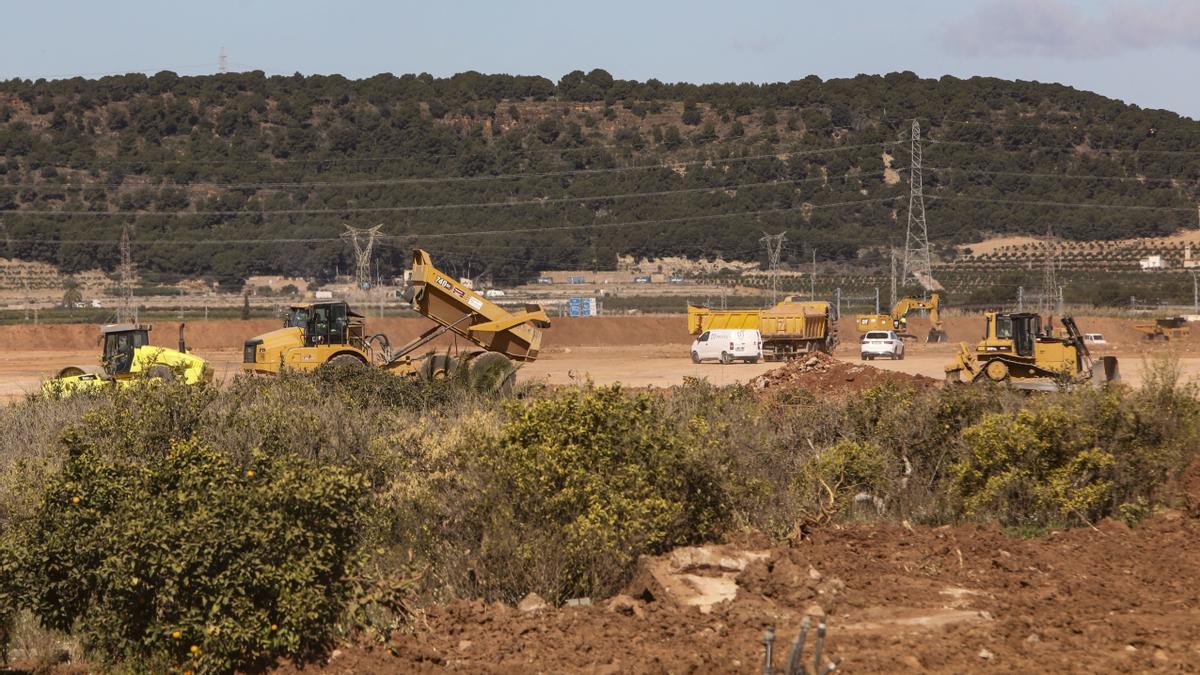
[3,0,1198,118]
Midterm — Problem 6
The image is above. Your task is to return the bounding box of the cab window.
[698,331,710,342]
[995,316,1013,340]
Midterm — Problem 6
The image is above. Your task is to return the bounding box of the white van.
[691,329,762,364]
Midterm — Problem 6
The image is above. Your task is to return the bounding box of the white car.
[1084,333,1107,345]
[691,329,762,364]
[860,330,905,360]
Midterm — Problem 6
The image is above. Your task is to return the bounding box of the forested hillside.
[0,69,1197,287]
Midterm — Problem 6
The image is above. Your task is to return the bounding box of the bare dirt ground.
[1,314,1197,399]
[280,511,1200,674]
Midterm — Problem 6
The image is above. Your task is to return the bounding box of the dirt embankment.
[749,351,937,396]
[0,316,692,352]
[375,513,1200,674]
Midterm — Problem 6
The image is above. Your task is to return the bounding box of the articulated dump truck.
[243,249,550,391]
[687,296,837,360]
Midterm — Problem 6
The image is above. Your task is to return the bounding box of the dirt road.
[1,342,1190,400]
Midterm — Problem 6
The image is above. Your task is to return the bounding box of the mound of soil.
[373,513,1200,674]
[749,351,937,396]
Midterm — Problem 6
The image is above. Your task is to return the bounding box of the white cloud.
[943,0,1200,58]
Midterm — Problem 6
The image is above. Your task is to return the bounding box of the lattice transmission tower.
[118,224,136,323]
[1039,223,1059,317]
[759,231,786,304]
[342,224,383,290]
[902,120,932,288]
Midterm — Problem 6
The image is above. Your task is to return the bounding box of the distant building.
[1185,245,1200,269]
[1139,255,1165,270]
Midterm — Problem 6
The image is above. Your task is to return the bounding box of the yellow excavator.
[243,249,550,391]
[44,323,212,396]
[855,293,946,342]
[944,312,1119,391]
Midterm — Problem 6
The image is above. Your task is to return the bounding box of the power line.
[0,195,905,247]
[926,166,1200,185]
[3,142,900,188]
[1,172,899,217]
[925,194,1198,212]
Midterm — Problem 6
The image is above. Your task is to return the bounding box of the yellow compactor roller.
[242,249,550,391]
[45,323,212,395]
[944,312,1119,391]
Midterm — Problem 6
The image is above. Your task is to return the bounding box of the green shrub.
[953,406,1115,524]
[13,391,374,673]
[479,386,727,601]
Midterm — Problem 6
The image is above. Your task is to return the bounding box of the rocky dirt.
[749,351,938,396]
[289,511,1200,674]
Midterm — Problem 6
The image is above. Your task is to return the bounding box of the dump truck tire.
[327,354,366,370]
[418,354,459,381]
[468,352,516,394]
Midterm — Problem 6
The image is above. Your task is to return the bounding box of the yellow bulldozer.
[45,322,212,396]
[855,292,946,343]
[944,312,1119,391]
[242,249,550,391]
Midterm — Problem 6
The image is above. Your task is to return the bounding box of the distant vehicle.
[860,330,905,361]
[484,289,506,298]
[568,276,585,284]
[634,276,651,284]
[314,290,333,300]
[668,276,685,284]
[690,329,762,365]
[1084,333,1107,345]
[536,277,553,284]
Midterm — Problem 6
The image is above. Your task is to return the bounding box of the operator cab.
[101,323,151,374]
[284,302,364,346]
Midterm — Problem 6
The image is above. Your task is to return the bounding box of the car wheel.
[720,352,732,365]
[747,356,759,364]
[691,351,700,364]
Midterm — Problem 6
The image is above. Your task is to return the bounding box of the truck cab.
[243,302,369,373]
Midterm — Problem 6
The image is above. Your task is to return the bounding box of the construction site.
[4,25,1200,671]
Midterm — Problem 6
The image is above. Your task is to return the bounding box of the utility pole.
[1017,286,1024,312]
[810,249,816,299]
[835,287,841,320]
[889,248,898,308]
[218,47,227,74]
[1191,271,1198,314]
[759,231,786,304]
[902,119,932,287]
[874,287,880,314]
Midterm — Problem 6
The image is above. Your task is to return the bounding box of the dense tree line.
[0,69,1197,288]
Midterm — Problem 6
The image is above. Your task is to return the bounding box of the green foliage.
[0,71,1195,286]
[954,407,1115,523]
[480,386,727,600]
[11,389,374,673]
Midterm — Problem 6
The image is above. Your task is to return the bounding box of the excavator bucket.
[1092,355,1120,385]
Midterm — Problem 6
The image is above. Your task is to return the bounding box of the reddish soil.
[290,512,1200,674]
[749,351,938,396]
